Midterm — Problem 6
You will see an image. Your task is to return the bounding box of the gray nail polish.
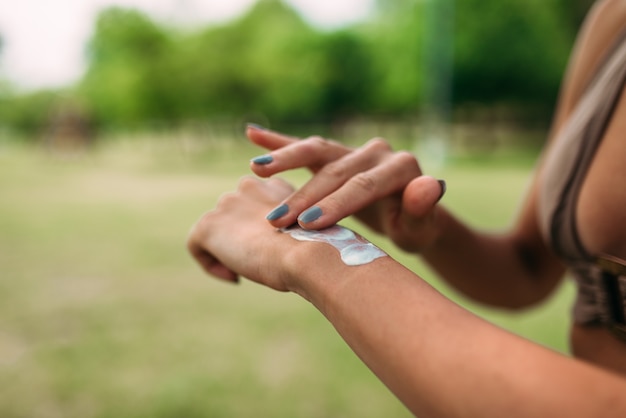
[251,154,273,165]
[266,204,289,221]
[299,206,323,224]
[437,179,447,201]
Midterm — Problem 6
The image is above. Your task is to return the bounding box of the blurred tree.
[311,30,376,121]
[453,0,572,108]
[177,0,323,121]
[2,0,584,136]
[555,0,596,36]
[0,30,62,142]
[364,0,426,115]
[0,89,58,136]
[373,0,577,117]
[183,0,377,123]
[79,0,378,127]
[235,0,319,113]
[80,7,173,127]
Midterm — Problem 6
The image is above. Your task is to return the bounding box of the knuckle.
[216,191,239,210]
[237,176,258,190]
[302,135,329,152]
[351,171,378,194]
[186,223,207,251]
[193,210,215,235]
[367,137,392,152]
[320,195,342,215]
[393,150,418,167]
[306,135,326,143]
[326,138,342,147]
[319,160,348,180]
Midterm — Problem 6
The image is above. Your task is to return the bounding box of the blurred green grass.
[0,136,574,417]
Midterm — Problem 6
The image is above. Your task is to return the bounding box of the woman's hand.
[247,125,446,252]
[187,176,297,290]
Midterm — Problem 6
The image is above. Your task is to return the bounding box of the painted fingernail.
[266,203,289,221]
[437,179,447,202]
[251,154,273,165]
[299,206,323,224]
[247,123,267,131]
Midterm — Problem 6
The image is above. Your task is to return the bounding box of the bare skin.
[187,177,626,417]
[188,0,626,415]
[243,0,626,375]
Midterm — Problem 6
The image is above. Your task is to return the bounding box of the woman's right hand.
[246,125,447,253]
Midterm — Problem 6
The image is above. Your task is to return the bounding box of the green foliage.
[310,30,377,120]
[80,7,174,127]
[189,0,324,121]
[0,88,59,136]
[453,0,572,105]
[362,0,426,114]
[554,0,596,36]
[1,0,589,135]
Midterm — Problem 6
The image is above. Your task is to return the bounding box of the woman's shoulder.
[548,0,626,134]
[568,0,626,99]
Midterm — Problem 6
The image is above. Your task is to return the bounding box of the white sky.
[0,0,374,90]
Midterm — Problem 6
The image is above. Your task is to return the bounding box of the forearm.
[286,244,626,418]
[418,207,565,308]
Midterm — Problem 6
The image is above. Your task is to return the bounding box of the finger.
[250,135,352,178]
[187,239,239,283]
[246,124,299,151]
[401,176,446,219]
[298,151,420,229]
[264,138,394,227]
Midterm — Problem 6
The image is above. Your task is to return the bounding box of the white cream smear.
[280,225,387,266]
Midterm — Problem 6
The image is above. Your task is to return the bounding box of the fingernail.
[251,154,273,165]
[299,206,323,224]
[247,123,267,131]
[437,179,447,202]
[266,203,289,221]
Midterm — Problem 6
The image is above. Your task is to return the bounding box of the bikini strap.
[595,255,626,340]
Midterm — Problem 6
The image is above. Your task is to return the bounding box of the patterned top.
[538,30,626,339]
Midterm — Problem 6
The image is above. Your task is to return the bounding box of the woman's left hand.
[187,177,297,291]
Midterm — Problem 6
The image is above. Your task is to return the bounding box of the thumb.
[402,176,446,219]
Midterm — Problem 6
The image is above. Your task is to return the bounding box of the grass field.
[0,135,575,417]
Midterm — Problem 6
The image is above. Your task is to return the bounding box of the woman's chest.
[576,90,626,260]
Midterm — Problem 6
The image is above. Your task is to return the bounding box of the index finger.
[246,124,299,151]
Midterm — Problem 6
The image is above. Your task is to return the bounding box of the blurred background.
[0,0,593,416]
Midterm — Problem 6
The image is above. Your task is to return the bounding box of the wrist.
[282,233,346,304]
[280,225,388,307]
